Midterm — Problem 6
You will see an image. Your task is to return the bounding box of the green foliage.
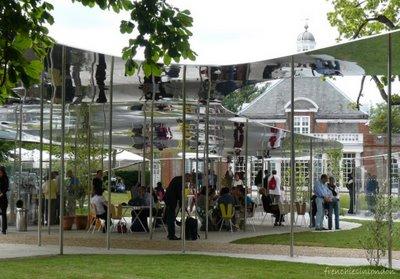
[326,148,343,180]
[114,170,150,190]
[0,0,54,102]
[0,140,14,162]
[327,0,400,41]
[64,105,105,206]
[1,1,195,102]
[359,180,400,266]
[369,102,400,134]
[73,0,196,76]
[222,83,269,113]
[327,1,400,104]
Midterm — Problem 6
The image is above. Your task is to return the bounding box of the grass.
[0,254,398,279]
[232,219,400,250]
[107,191,131,205]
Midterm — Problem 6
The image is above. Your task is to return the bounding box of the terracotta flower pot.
[75,215,88,230]
[63,216,75,230]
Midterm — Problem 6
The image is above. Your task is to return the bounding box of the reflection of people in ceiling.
[95,53,107,103]
[267,128,284,149]
[70,49,87,104]
[45,45,76,103]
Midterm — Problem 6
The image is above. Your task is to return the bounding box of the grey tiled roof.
[239,77,368,119]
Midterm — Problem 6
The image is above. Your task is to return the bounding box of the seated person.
[90,188,108,233]
[197,187,218,231]
[260,188,283,226]
[129,186,151,232]
[155,182,165,201]
[216,187,236,226]
[217,187,235,205]
[130,182,140,199]
[115,178,126,193]
[245,194,255,214]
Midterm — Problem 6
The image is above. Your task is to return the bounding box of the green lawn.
[0,254,397,279]
[232,220,400,250]
[107,191,131,205]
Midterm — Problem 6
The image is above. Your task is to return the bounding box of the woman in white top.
[267,170,281,203]
[233,173,243,187]
[90,189,108,233]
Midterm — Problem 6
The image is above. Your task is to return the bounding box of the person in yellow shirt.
[43,172,57,225]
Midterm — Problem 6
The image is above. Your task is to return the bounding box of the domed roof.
[297,23,315,42]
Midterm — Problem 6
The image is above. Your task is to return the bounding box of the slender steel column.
[18,90,23,201]
[101,104,106,171]
[181,65,187,252]
[48,47,56,235]
[204,68,211,239]
[195,102,200,191]
[87,104,92,214]
[59,45,66,255]
[289,55,295,258]
[106,56,115,250]
[308,139,313,228]
[387,33,393,269]
[38,72,44,246]
[149,75,156,239]
[243,119,249,231]
[142,110,147,186]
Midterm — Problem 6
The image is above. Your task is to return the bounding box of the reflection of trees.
[222,84,269,113]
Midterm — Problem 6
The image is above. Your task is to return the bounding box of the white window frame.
[294,116,310,134]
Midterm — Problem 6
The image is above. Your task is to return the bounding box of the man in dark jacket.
[164,174,189,240]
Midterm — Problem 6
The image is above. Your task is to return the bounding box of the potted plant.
[63,215,74,230]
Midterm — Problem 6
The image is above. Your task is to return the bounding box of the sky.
[47,0,391,110]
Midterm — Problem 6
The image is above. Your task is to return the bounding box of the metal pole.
[142,110,147,186]
[195,102,200,191]
[309,139,313,228]
[204,68,211,239]
[244,118,249,231]
[48,47,56,235]
[181,65,187,252]
[101,104,106,171]
[106,56,114,250]
[59,45,66,255]
[38,72,44,246]
[289,55,295,257]
[149,74,156,239]
[387,33,393,269]
[18,91,23,201]
[87,104,91,214]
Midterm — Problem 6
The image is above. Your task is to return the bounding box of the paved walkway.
[0,243,399,269]
[0,219,398,269]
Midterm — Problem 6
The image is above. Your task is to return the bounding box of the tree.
[222,83,269,113]
[327,0,400,108]
[369,102,400,133]
[0,0,195,101]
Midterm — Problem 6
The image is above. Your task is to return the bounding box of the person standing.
[90,187,108,233]
[92,170,103,196]
[164,175,187,240]
[365,174,378,214]
[346,174,355,214]
[66,170,80,216]
[43,172,58,226]
[267,170,281,203]
[327,176,340,230]
[314,174,331,231]
[0,166,9,234]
